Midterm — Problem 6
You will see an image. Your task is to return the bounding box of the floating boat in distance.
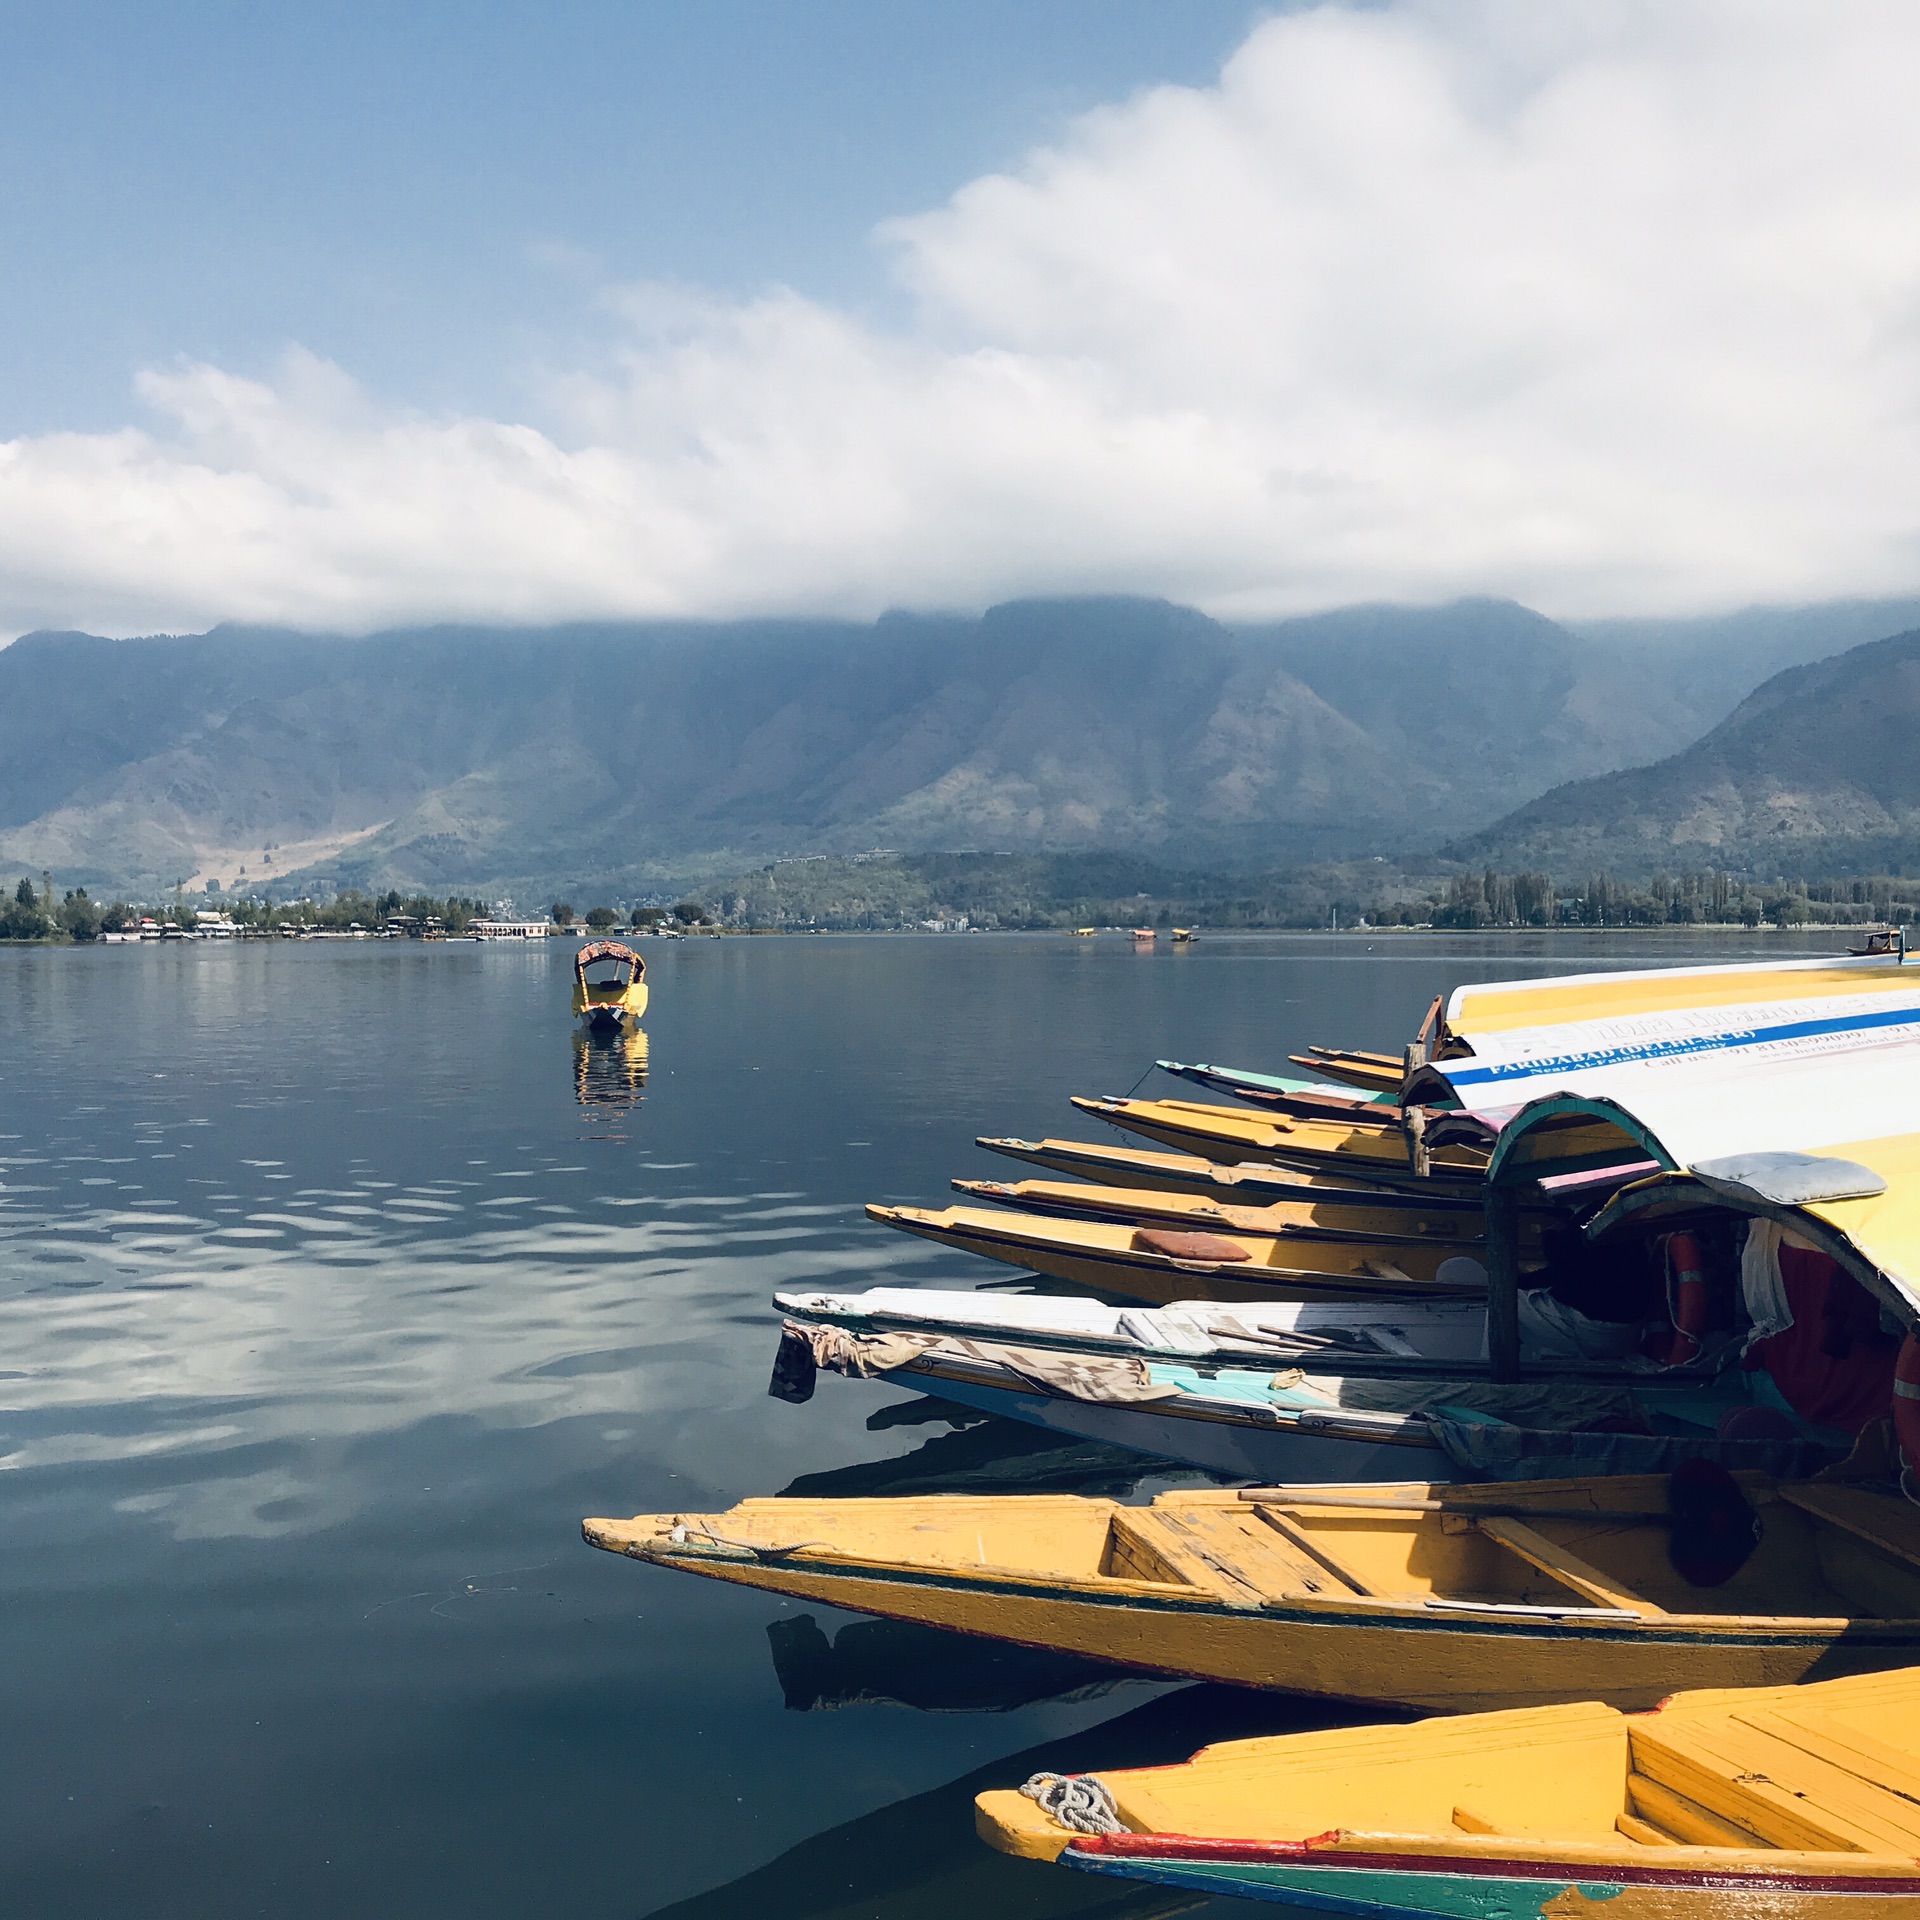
[866,1200,1492,1304]
[1071,927,1098,937]
[1131,928,1157,944]
[582,1471,1920,1714]
[1849,927,1907,958]
[572,940,648,1034]
[977,1666,1920,1915]
[1170,928,1193,944]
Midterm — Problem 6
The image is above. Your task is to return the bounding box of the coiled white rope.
[1019,1771,1124,1835]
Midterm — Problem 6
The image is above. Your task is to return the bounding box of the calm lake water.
[0,929,1836,1918]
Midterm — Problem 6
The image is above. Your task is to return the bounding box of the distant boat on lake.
[572,941,648,1034]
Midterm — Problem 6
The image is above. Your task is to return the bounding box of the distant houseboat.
[469,919,554,940]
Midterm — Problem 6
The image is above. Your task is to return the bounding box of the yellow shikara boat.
[976,1668,1920,1916]
[974,1134,1494,1217]
[949,1175,1495,1249]
[1289,1045,1407,1094]
[866,1200,1491,1304]
[583,1473,1920,1715]
[1073,1095,1488,1191]
[571,939,648,1034]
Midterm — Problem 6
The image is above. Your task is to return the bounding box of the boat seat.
[1631,1715,1920,1853]
[1472,1517,1665,1618]
[1778,1482,1920,1573]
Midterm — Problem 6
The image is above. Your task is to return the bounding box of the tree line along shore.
[8,856,1920,941]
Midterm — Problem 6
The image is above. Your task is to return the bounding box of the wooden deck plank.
[1632,1719,1920,1853]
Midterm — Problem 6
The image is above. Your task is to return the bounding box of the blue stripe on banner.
[1446,1002,1920,1088]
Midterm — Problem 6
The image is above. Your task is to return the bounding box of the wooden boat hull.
[1074,1096,1486,1191]
[572,984,648,1029]
[975,1135,1492,1215]
[583,1513,1920,1714]
[1289,1047,1406,1094]
[867,1203,1487,1305]
[583,1478,1920,1714]
[1060,1840,1920,1916]
[978,1664,1920,1916]
[872,1365,1446,1482]
[951,1177,1491,1249]
[1049,1834,1920,1916]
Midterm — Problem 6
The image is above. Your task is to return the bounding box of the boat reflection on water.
[769,1612,1122,1715]
[778,1401,1224,1503]
[573,1027,649,1128]
[643,1680,1391,1920]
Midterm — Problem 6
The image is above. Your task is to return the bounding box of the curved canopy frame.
[575,940,645,986]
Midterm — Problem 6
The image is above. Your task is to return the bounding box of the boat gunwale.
[1063,1831,1920,1890]
[586,1518,1892,1641]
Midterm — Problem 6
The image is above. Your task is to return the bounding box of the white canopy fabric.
[1431,953,1920,1309]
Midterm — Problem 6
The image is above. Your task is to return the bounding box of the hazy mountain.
[0,594,1880,898]
[1453,625,1920,876]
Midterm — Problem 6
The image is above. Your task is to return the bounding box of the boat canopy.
[1410,953,1920,1321]
[575,940,645,986]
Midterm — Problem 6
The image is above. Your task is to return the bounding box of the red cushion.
[1130,1227,1251,1262]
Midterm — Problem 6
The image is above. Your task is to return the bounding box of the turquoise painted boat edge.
[1157,1061,1399,1106]
[1062,1847,1603,1918]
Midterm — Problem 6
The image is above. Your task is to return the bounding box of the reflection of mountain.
[643,1682,1400,1920]
[769,1613,1121,1715]
[573,1030,648,1118]
[779,1417,1207,1501]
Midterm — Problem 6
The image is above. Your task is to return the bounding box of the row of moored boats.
[585,949,1920,1916]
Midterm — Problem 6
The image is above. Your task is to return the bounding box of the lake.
[0,929,1836,1917]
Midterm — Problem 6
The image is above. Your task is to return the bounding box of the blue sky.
[0,1,1261,433]
[4,3,1920,638]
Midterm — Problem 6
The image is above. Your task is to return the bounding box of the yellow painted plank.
[1474,1516,1666,1618]
[1247,1504,1382,1595]
[1632,1720,1915,1852]
[1737,1708,1920,1811]
[1625,1772,1765,1848]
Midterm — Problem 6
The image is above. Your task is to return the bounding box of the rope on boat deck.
[1020,1772,1125,1836]
[664,1520,832,1559]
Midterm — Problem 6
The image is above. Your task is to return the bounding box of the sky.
[4,0,1920,638]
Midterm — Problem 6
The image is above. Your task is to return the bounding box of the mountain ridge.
[1452,625,1920,876]
[0,594,1885,898]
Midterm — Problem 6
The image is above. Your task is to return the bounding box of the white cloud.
[7,0,1920,635]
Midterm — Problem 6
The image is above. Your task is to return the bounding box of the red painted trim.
[1069,1833,1920,1893]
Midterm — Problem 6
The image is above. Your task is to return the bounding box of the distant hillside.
[0,594,1871,898]
[1453,626,1920,876]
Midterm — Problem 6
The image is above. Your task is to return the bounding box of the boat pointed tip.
[975,1789,1081,1860]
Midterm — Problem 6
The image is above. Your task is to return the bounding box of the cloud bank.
[7,0,1920,636]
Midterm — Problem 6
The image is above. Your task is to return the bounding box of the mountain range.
[3,593,1919,899]
[1452,623,1920,877]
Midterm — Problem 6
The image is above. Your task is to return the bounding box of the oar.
[1239,1490,1671,1524]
